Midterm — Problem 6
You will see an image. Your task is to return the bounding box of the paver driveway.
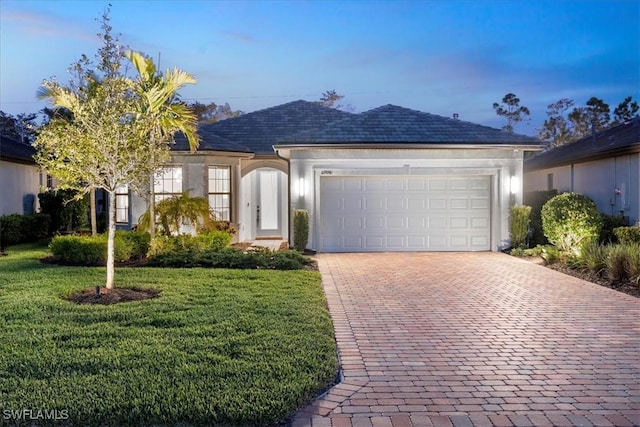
[290,252,640,427]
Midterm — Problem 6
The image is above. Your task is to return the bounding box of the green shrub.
[605,245,628,281]
[509,205,532,248]
[599,214,628,244]
[0,215,23,249]
[576,241,607,273]
[147,245,310,270]
[621,243,640,283]
[524,189,558,245]
[38,189,88,233]
[540,245,562,264]
[116,230,150,259]
[21,213,51,242]
[0,213,51,250]
[541,193,602,256]
[49,232,138,265]
[624,243,640,283]
[148,231,233,258]
[293,209,310,252]
[614,226,640,244]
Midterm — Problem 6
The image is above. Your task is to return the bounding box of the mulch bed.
[520,256,639,298]
[66,287,161,305]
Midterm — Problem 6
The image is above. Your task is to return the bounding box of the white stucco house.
[524,118,640,226]
[0,135,43,216]
[122,100,542,252]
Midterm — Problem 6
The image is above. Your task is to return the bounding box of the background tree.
[538,98,574,148]
[317,90,345,109]
[585,96,610,132]
[34,8,198,290]
[613,96,639,124]
[492,93,530,133]
[0,111,39,142]
[188,101,244,124]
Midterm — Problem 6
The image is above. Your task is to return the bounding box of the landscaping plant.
[509,205,532,249]
[293,209,310,252]
[524,189,558,245]
[614,226,640,244]
[541,192,602,256]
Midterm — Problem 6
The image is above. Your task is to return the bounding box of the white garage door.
[320,175,491,252]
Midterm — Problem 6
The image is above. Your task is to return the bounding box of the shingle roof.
[0,135,36,164]
[524,118,640,171]
[186,100,353,155]
[278,105,541,146]
[172,132,252,153]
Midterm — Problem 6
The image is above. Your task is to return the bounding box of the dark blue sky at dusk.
[1,0,638,136]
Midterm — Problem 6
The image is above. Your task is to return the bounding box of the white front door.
[257,170,281,237]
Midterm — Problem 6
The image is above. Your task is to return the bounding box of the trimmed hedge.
[293,209,310,252]
[147,231,233,257]
[49,231,150,265]
[147,246,311,270]
[0,213,51,250]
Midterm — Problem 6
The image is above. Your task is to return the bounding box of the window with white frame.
[115,184,129,223]
[154,166,183,202]
[208,166,231,221]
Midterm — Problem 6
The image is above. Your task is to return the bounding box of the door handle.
[256,205,260,225]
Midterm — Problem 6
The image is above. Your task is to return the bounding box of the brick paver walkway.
[290,252,640,427]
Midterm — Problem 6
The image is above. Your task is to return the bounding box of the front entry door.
[256,170,281,237]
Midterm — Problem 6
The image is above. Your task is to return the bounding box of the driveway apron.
[290,252,640,427]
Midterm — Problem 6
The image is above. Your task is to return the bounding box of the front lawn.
[0,243,337,426]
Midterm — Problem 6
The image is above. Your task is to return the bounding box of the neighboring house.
[0,136,44,215]
[524,118,640,226]
[124,100,542,252]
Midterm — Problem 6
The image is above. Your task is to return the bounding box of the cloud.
[218,30,256,44]
[1,8,95,43]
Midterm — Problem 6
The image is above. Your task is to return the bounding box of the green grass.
[0,243,337,426]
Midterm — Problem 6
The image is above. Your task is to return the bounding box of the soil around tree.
[67,287,161,305]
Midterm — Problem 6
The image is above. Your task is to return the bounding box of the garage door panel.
[429,216,447,229]
[320,176,490,252]
[450,198,468,209]
[345,179,364,191]
[429,198,447,209]
[345,197,364,211]
[344,216,364,230]
[364,179,384,191]
[387,235,405,248]
[387,216,405,228]
[365,197,385,211]
[366,216,385,229]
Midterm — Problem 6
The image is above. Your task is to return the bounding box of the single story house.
[123,100,542,252]
[0,135,44,215]
[524,118,640,226]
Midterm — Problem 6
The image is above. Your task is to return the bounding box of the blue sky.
[0,0,638,136]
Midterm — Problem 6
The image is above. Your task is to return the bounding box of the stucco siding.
[524,153,639,226]
[290,148,524,252]
[0,160,41,215]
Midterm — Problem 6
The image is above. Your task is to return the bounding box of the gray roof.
[278,105,541,146]
[173,132,252,153]
[183,100,353,155]
[0,135,36,164]
[525,118,640,171]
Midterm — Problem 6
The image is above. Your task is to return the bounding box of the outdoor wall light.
[510,175,519,195]
[297,177,306,198]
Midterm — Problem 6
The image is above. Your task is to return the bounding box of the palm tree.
[125,51,200,238]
